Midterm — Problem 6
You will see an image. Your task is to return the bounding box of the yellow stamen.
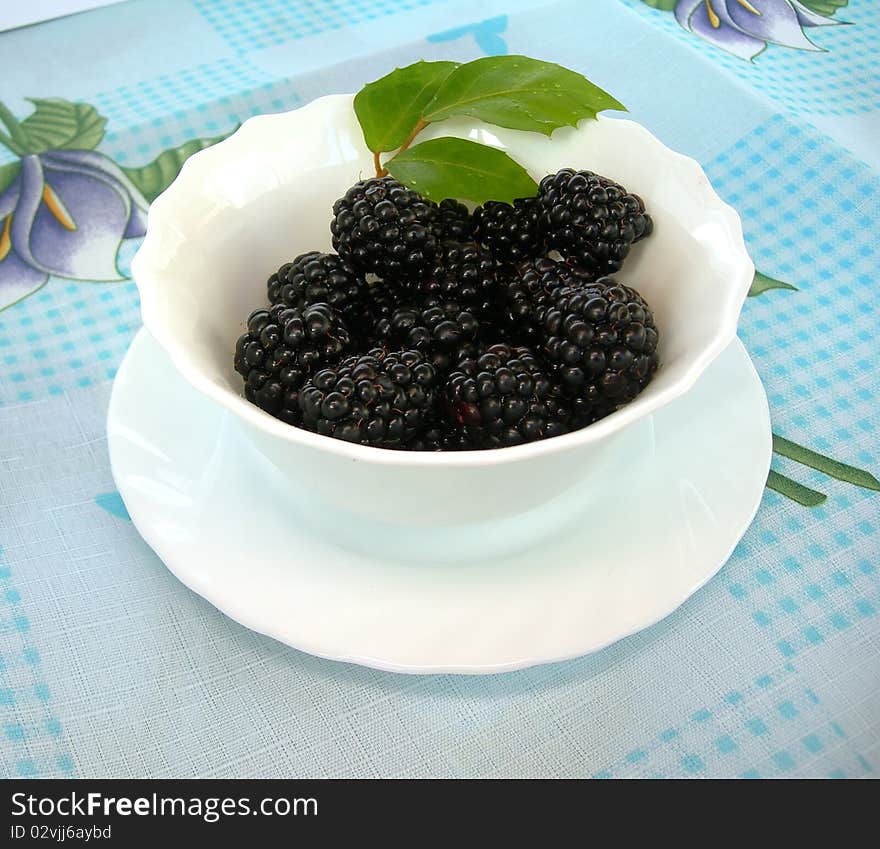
[0,215,11,262]
[42,183,76,231]
[736,0,762,14]
[705,0,721,28]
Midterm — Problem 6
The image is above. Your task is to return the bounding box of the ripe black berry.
[431,198,473,242]
[299,348,438,447]
[538,169,652,274]
[408,241,498,314]
[386,298,480,365]
[330,177,438,282]
[472,197,545,263]
[267,252,367,313]
[499,256,596,345]
[446,344,569,448]
[234,303,352,425]
[542,277,659,422]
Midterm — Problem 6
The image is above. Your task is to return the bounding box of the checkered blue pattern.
[0,278,139,407]
[0,544,73,778]
[619,0,880,116]
[93,60,302,167]
[595,659,871,778]
[90,57,276,129]
[193,0,446,52]
[704,115,879,460]
[0,0,878,778]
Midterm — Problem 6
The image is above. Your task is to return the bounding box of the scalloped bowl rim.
[132,93,754,469]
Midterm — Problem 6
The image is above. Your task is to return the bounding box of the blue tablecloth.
[0,0,877,778]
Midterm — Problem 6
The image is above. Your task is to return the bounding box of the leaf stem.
[398,117,427,156]
[374,118,426,178]
[766,470,827,507]
[0,101,28,155]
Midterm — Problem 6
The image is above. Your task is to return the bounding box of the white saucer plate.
[109,330,771,675]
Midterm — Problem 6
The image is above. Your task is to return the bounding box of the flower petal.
[0,249,49,312]
[686,2,768,59]
[789,0,843,28]
[675,0,704,30]
[122,202,148,239]
[9,156,50,273]
[43,150,149,216]
[42,149,149,240]
[725,0,823,50]
[28,161,131,281]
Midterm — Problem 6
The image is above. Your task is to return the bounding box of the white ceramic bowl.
[132,93,752,528]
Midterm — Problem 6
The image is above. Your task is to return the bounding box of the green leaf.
[386,137,538,204]
[640,0,678,10]
[772,434,879,491]
[766,470,827,508]
[354,60,459,153]
[421,55,625,136]
[0,160,20,195]
[19,98,106,153]
[749,270,798,297]
[798,0,848,16]
[122,134,228,203]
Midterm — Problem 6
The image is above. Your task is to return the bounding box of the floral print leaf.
[20,99,106,153]
[766,470,827,507]
[798,0,848,15]
[773,434,880,491]
[749,270,798,296]
[0,160,20,195]
[641,0,678,9]
[122,134,228,203]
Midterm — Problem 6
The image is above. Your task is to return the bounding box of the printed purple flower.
[0,150,148,310]
[674,0,843,60]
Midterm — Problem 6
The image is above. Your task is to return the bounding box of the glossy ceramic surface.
[108,330,771,674]
[130,94,754,526]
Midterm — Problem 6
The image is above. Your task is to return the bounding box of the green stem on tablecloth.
[766,470,827,507]
[772,433,880,491]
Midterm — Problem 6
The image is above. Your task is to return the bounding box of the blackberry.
[500,256,596,345]
[412,421,480,452]
[385,298,480,371]
[347,280,406,348]
[330,176,437,282]
[267,252,367,313]
[542,277,659,422]
[472,197,545,264]
[446,344,569,448]
[234,303,352,425]
[408,241,498,314]
[538,169,653,274]
[431,198,473,242]
[299,348,438,448]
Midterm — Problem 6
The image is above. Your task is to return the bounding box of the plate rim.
[109,329,772,675]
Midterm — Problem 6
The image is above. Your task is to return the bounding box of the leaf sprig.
[353,57,625,204]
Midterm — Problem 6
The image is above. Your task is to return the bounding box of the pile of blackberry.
[234,171,658,450]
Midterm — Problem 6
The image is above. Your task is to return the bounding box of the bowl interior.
[135,95,751,452]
